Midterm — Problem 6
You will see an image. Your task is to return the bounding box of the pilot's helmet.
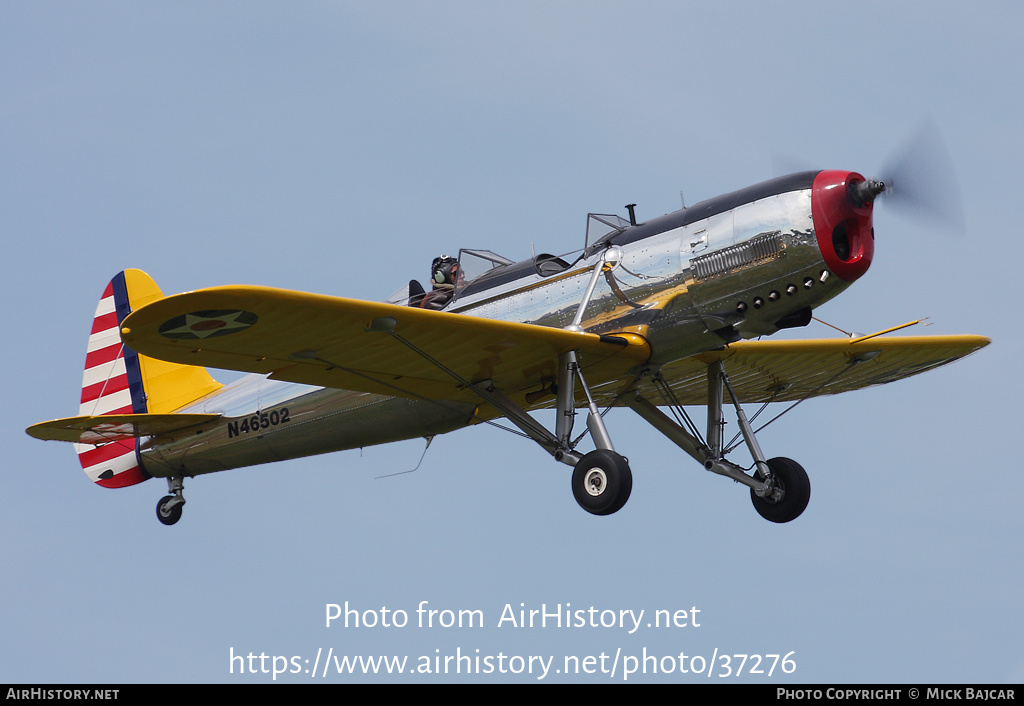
[431,255,459,286]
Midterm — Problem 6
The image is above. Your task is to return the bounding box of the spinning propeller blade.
[875,118,966,235]
[772,118,965,235]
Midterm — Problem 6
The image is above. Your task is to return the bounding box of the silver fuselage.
[139,171,869,479]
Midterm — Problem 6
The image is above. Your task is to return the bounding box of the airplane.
[26,168,989,525]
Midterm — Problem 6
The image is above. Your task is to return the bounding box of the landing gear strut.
[626,360,811,523]
[458,340,637,515]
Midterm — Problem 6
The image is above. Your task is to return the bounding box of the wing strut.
[720,352,866,455]
[375,323,625,467]
[625,361,774,494]
[628,347,877,490]
[627,359,820,522]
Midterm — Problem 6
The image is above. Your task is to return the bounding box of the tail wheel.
[750,457,810,523]
[156,495,184,526]
[572,449,632,516]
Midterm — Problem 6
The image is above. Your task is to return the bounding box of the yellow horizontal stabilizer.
[27,413,221,445]
[640,335,990,405]
[119,286,651,405]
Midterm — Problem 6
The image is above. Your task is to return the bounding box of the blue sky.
[3,1,1021,683]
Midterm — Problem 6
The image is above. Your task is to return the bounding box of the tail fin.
[75,270,222,488]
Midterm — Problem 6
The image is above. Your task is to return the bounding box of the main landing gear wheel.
[156,495,184,526]
[572,449,632,516]
[750,457,810,523]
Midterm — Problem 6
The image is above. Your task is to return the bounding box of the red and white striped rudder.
[76,272,149,487]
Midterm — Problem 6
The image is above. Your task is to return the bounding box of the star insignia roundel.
[158,310,258,339]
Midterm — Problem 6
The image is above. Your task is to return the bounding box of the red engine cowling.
[811,170,876,282]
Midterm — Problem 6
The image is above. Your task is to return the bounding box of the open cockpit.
[386,211,638,310]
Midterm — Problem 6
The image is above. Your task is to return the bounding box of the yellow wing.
[635,335,990,405]
[119,286,651,406]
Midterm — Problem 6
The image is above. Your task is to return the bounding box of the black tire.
[750,457,810,523]
[572,449,632,516]
[156,495,183,526]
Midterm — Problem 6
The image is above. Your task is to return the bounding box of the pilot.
[419,255,461,310]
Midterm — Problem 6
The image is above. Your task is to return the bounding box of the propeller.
[773,118,966,236]
[874,118,966,235]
